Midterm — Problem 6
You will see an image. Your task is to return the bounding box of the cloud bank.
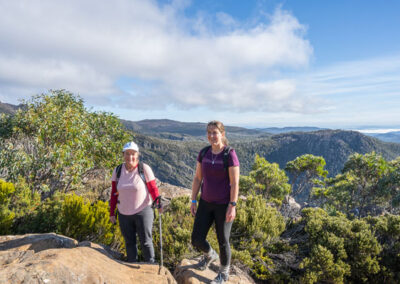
[0,0,313,112]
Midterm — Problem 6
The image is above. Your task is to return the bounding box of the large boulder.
[0,233,176,284]
[174,258,254,284]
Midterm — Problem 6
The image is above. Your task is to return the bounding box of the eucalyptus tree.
[0,90,131,196]
[315,152,398,216]
[285,154,328,202]
[240,154,291,204]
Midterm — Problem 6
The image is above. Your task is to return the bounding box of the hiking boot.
[197,249,219,271]
[210,272,228,284]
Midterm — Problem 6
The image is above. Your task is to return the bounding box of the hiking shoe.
[197,249,219,271]
[210,272,228,284]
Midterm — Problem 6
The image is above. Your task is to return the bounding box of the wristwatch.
[229,201,237,206]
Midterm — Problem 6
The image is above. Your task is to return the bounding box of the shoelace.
[213,272,225,283]
[198,255,209,268]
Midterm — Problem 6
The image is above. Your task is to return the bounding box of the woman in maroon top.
[191,121,240,284]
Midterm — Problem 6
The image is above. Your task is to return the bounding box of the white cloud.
[0,0,313,112]
[296,55,400,104]
[216,12,237,27]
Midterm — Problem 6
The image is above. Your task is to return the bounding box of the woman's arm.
[226,165,240,222]
[143,163,163,212]
[190,162,202,216]
[109,180,118,224]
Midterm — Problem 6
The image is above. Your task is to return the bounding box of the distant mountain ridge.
[135,129,400,187]
[364,131,400,144]
[0,101,22,115]
[2,101,400,188]
[122,119,264,141]
[255,126,326,134]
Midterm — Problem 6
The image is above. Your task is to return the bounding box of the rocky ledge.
[0,233,176,284]
[174,258,255,284]
[1,233,254,284]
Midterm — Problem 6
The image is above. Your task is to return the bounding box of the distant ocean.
[353,128,400,134]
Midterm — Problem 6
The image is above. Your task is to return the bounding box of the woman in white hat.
[109,141,162,263]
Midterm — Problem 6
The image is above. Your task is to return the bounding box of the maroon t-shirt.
[197,147,240,204]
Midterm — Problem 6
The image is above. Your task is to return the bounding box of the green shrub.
[240,155,290,204]
[0,179,15,234]
[315,152,399,216]
[58,193,123,248]
[285,154,328,201]
[153,196,200,268]
[231,194,286,280]
[300,208,381,283]
[58,194,96,241]
[11,192,123,253]
[10,177,40,217]
[300,244,350,284]
[366,214,400,282]
[13,192,63,234]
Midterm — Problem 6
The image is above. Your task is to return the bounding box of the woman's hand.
[191,203,197,217]
[110,216,116,224]
[225,205,236,223]
[158,206,164,214]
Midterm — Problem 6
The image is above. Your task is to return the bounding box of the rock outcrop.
[280,195,301,220]
[0,233,176,284]
[174,258,254,284]
[157,180,190,200]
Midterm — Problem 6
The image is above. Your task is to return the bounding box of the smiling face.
[207,125,225,147]
[123,149,139,167]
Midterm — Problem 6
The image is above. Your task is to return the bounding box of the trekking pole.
[152,196,163,274]
[158,211,163,274]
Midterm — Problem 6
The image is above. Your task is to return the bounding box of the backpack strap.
[113,164,123,204]
[116,164,123,183]
[199,145,232,171]
[138,162,146,184]
[116,163,146,183]
[199,145,211,163]
[222,146,232,171]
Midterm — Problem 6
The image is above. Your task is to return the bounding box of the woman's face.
[207,126,224,146]
[124,149,139,166]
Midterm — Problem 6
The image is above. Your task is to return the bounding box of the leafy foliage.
[232,194,286,280]
[240,154,290,204]
[153,196,198,268]
[314,152,399,216]
[153,193,286,281]
[0,179,15,234]
[365,214,400,281]
[300,208,381,283]
[0,90,130,195]
[285,154,328,202]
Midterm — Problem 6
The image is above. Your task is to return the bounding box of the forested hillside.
[137,130,400,188]
[2,97,400,188]
[123,118,266,141]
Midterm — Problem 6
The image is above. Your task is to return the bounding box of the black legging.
[191,198,233,266]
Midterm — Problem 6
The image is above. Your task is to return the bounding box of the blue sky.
[0,0,399,129]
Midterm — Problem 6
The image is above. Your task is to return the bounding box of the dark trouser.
[118,206,155,263]
[191,198,233,266]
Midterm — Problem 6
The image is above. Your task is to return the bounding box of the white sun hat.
[122,141,139,153]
